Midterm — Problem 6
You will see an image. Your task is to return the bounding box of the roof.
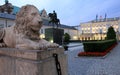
[0,13,15,20]
[82,17,120,24]
[12,6,20,14]
[91,17,120,23]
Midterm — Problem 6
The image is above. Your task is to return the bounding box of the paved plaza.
[66,42,120,75]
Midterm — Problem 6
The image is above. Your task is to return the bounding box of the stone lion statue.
[0,5,59,50]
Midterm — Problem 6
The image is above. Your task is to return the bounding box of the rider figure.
[5,0,9,4]
[53,10,57,20]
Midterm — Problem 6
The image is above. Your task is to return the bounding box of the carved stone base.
[0,48,67,75]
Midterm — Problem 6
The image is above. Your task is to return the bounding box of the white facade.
[63,28,78,40]
[80,17,120,40]
[0,18,14,28]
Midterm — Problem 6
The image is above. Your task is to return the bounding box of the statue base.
[0,48,67,75]
[45,28,64,45]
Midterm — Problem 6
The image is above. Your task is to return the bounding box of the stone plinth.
[0,48,67,75]
[45,28,64,45]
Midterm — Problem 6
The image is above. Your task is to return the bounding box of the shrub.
[63,33,70,44]
[106,26,116,40]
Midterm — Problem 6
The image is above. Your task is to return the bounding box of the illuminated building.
[80,17,120,40]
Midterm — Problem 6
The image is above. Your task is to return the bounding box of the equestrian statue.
[48,10,60,28]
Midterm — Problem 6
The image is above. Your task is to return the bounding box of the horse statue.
[48,11,60,28]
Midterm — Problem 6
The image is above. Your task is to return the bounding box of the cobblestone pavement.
[66,43,120,75]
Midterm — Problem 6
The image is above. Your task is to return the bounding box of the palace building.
[79,17,120,41]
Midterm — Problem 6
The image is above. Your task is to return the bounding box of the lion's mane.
[14,5,40,40]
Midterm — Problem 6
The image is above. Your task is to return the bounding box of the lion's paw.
[38,44,48,50]
[47,43,59,48]
[39,43,59,50]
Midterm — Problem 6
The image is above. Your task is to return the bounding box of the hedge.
[78,42,117,56]
[83,39,117,52]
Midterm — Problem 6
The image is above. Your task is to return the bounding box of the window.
[8,25,11,27]
[40,29,44,34]
[0,24,4,28]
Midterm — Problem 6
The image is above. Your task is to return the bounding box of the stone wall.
[0,48,68,75]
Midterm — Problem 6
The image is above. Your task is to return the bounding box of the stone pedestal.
[0,48,68,75]
[45,28,64,45]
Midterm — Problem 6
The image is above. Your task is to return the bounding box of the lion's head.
[14,5,43,40]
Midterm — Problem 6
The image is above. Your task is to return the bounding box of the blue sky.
[1,0,120,26]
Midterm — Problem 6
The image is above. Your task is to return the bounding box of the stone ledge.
[0,47,68,75]
[0,52,66,64]
[0,47,64,60]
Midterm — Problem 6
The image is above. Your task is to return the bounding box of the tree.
[63,33,70,44]
[63,33,70,50]
[106,26,116,40]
